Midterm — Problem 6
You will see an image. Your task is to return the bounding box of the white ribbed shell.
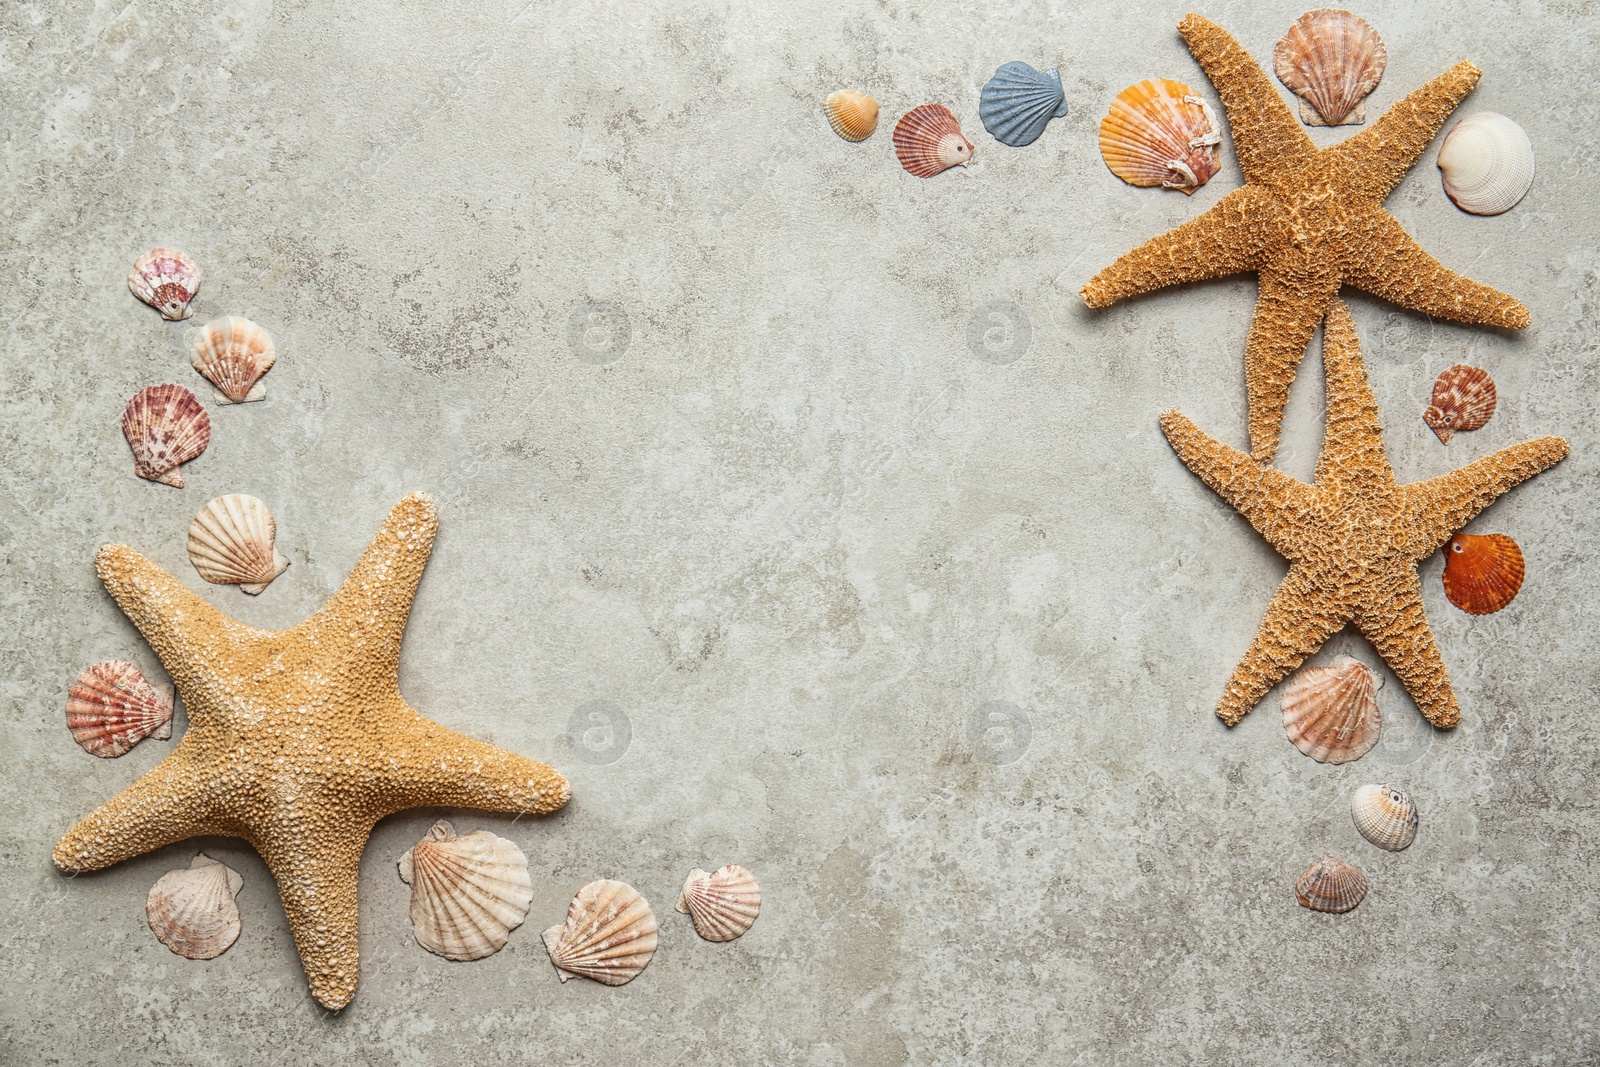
[189,315,277,404]
[1351,783,1418,851]
[397,820,534,961]
[187,494,290,595]
[542,879,658,986]
[675,864,761,942]
[146,853,244,959]
[1438,112,1534,215]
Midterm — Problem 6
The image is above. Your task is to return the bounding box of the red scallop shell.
[1443,532,1524,614]
[893,104,974,178]
[122,383,211,487]
[66,659,174,757]
[1422,364,1496,444]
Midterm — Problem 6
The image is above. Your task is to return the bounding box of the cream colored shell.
[1438,112,1534,216]
[675,864,761,942]
[397,819,533,961]
[146,853,244,959]
[187,494,290,595]
[1281,656,1381,764]
[189,315,277,404]
[542,879,658,986]
[1351,783,1418,851]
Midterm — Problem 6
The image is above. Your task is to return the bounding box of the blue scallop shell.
[978,61,1068,147]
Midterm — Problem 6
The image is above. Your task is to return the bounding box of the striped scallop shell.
[1352,783,1418,851]
[122,383,211,487]
[675,864,761,942]
[1273,9,1386,127]
[824,90,879,142]
[187,494,290,595]
[892,104,974,178]
[65,659,174,758]
[1423,364,1496,444]
[1098,79,1221,194]
[1443,532,1524,615]
[397,820,534,961]
[146,853,244,959]
[1295,856,1367,914]
[129,248,201,321]
[1281,656,1381,764]
[190,316,276,404]
[1438,112,1534,216]
[542,879,658,986]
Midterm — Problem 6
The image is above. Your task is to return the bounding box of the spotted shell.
[1098,79,1221,194]
[190,316,276,404]
[892,104,974,178]
[396,820,533,961]
[1443,532,1524,615]
[824,90,879,142]
[1273,9,1386,127]
[187,494,291,595]
[129,248,201,321]
[65,659,173,758]
[542,879,658,986]
[1295,856,1367,914]
[1281,656,1380,764]
[1423,364,1497,444]
[1438,112,1534,215]
[978,61,1068,147]
[675,864,761,942]
[146,853,244,959]
[1352,783,1418,851]
[122,383,211,487]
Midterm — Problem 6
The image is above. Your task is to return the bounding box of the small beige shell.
[892,104,974,178]
[122,384,211,487]
[675,864,761,942]
[1273,9,1386,126]
[187,494,290,595]
[1098,79,1221,194]
[542,879,658,986]
[1438,112,1534,215]
[1281,656,1381,764]
[397,820,533,961]
[825,90,879,142]
[1423,364,1497,444]
[146,853,244,959]
[129,248,201,320]
[189,316,277,404]
[65,659,174,758]
[1295,856,1367,914]
[1351,783,1418,851]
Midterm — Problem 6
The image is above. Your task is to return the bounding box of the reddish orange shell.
[1443,532,1524,614]
[893,104,974,178]
[122,384,211,487]
[1423,364,1497,444]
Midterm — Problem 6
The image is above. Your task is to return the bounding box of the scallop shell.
[1273,9,1386,127]
[128,248,201,321]
[892,104,974,178]
[979,61,1068,147]
[189,316,277,404]
[396,819,533,961]
[146,853,244,959]
[122,383,211,487]
[675,864,761,942]
[541,879,658,986]
[1443,532,1524,615]
[65,659,174,758]
[1295,856,1367,914]
[1099,79,1221,194]
[1438,112,1534,215]
[1281,655,1381,764]
[187,494,291,595]
[1423,364,1497,444]
[1352,783,1418,851]
[824,90,879,142]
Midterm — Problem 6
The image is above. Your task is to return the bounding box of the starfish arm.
[1329,61,1480,200]
[1217,566,1350,725]
[1402,436,1570,551]
[379,710,572,818]
[1352,571,1459,728]
[1159,408,1312,552]
[1244,270,1340,462]
[52,750,227,871]
[1313,300,1396,489]
[259,828,367,1010]
[1339,209,1529,328]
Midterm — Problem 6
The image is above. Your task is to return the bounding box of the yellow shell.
[824,90,879,142]
[1099,79,1221,194]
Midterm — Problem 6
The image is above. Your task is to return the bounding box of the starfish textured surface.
[1083,13,1530,462]
[1161,301,1566,729]
[53,493,570,1010]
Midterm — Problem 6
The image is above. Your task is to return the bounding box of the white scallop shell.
[1351,783,1418,851]
[1438,112,1534,216]
[65,659,173,758]
[542,879,658,986]
[146,853,244,959]
[675,864,761,942]
[397,820,534,961]
[189,316,277,404]
[1281,656,1381,764]
[187,494,290,595]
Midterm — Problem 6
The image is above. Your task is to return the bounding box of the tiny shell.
[122,384,211,487]
[892,104,975,178]
[189,316,277,404]
[1443,532,1524,615]
[187,494,291,595]
[1351,783,1418,851]
[396,820,533,961]
[824,90,879,142]
[978,61,1068,147]
[1438,112,1534,216]
[1273,9,1386,126]
[542,879,658,986]
[1423,364,1497,444]
[146,853,244,959]
[129,248,201,321]
[1295,856,1367,914]
[65,659,174,758]
[1281,656,1381,764]
[1098,79,1221,194]
[675,864,761,942]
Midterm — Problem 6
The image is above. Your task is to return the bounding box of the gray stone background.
[2,0,1596,1063]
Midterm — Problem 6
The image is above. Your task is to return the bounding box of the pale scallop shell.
[129,248,201,320]
[892,104,974,178]
[1438,112,1534,215]
[189,316,277,404]
[978,61,1068,147]
[396,819,533,961]
[122,383,211,487]
[675,864,761,942]
[1423,364,1497,444]
[187,494,290,595]
[1273,9,1386,126]
[146,853,244,959]
[824,90,879,142]
[1351,783,1418,851]
[1098,79,1221,194]
[1295,856,1367,914]
[65,659,174,758]
[1281,656,1381,764]
[542,879,658,986]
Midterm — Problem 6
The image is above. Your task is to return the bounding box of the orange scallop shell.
[1098,79,1221,194]
[893,104,974,178]
[1423,364,1497,444]
[1443,532,1524,614]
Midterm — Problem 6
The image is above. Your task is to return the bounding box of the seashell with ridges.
[1098,79,1221,194]
[396,819,533,961]
[1351,783,1418,851]
[1438,112,1534,216]
[1281,655,1381,764]
[65,659,174,758]
[1273,9,1386,127]
[824,90,879,142]
[675,864,761,942]
[892,104,974,178]
[1423,364,1497,444]
[978,61,1068,147]
[1295,856,1367,914]
[146,853,244,959]
[187,494,291,595]
[189,316,277,404]
[122,383,211,487]
[542,879,658,986]
[1443,532,1524,615]
[129,248,201,321]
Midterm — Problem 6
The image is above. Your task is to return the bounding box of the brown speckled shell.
[121,384,211,487]
[1443,532,1524,614]
[893,104,974,177]
[1295,856,1367,913]
[1273,9,1386,126]
[65,659,173,758]
[1423,364,1497,444]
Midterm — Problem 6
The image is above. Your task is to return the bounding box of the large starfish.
[54,494,570,1010]
[1162,301,1565,729]
[1084,13,1529,462]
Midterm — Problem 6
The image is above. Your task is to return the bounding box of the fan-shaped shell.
[146,853,244,959]
[1438,112,1534,215]
[824,90,879,142]
[187,494,291,595]
[1273,9,1386,126]
[122,384,211,487]
[1098,79,1221,194]
[129,248,201,321]
[1423,364,1497,444]
[1295,857,1367,914]
[541,879,658,986]
[1352,783,1418,851]
[189,316,277,404]
[1281,656,1381,764]
[396,819,533,961]
[1443,532,1524,614]
[893,104,974,178]
[675,864,761,942]
[65,659,173,758]
[979,61,1068,147]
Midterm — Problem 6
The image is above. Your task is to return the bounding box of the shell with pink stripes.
[65,659,174,758]
[397,820,534,961]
